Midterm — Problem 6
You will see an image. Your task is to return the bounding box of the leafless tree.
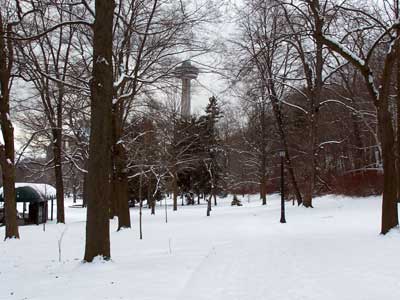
[0,1,19,239]
[303,0,399,233]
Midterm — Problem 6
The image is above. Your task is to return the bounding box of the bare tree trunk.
[260,100,268,206]
[84,0,114,262]
[303,112,317,208]
[378,35,399,233]
[72,180,77,204]
[150,192,155,215]
[109,112,118,219]
[82,163,88,207]
[139,171,143,239]
[269,92,303,205]
[0,19,19,239]
[109,182,118,219]
[52,128,65,223]
[206,194,212,216]
[172,170,178,211]
[302,2,324,208]
[397,3,400,202]
[351,113,364,170]
[307,0,398,233]
[379,106,399,234]
[115,145,130,230]
[397,57,400,202]
[148,181,155,215]
[260,173,267,205]
[303,29,323,208]
[112,107,130,229]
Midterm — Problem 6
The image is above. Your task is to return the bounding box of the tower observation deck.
[174,61,199,118]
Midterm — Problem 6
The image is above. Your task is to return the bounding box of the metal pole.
[280,154,286,223]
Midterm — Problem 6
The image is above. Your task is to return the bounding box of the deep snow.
[1,194,399,300]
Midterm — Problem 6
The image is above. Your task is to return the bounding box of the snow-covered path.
[1,194,399,300]
[177,196,400,300]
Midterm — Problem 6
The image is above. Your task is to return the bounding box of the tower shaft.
[181,78,191,118]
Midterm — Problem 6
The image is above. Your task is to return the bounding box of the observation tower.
[174,61,199,118]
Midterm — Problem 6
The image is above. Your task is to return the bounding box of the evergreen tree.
[202,96,223,215]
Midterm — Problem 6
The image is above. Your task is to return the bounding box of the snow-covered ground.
[1,194,399,300]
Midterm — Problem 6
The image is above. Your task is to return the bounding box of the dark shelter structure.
[0,183,56,225]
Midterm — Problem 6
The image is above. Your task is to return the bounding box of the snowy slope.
[0,194,399,300]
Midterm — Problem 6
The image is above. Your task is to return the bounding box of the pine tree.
[203,96,223,215]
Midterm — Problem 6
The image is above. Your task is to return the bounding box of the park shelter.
[0,183,56,225]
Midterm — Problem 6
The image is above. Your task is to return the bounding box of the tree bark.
[82,163,88,207]
[206,194,212,216]
[0,18,19,239]
[379,105,399,234]
[110,109,118,219]
[52,128,65,223]
[269,91,303,205]
[303,110,317,208]
[260,99,268,206]
[260,173,267,205]
[148,181,155,215]
[377,43,399,234]
[397,12,400,202]
[114,137,130,230]
[84,0,114,262]
[172,169,178,211]
[139,171,143,239]
[318,29,400,232]
[301,1,324,208]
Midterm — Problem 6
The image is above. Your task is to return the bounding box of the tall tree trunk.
[109,179,118,219]
[397,6,400,202]
[0,19,19,239]
[110,109,119,219]
[260,100,268,206]
[148,181,155,215]
[115,139,130,230]
[82,162,89,207]
[303,2,324,208]
[351,113,364,170]
[172,169,178,211]
[84,0,114,262]
[260,136,267,206]
[206,194,212,216]
[72,180,77,204]
[378,39,399,234]
[397,56,400,202]
[379,107,399,234]
[150,190,155,215]
[269,90,303,205]
[313,0,399,233]
[52,128,65,223]
[260,173,267,205]
[303,111,317,208]
[139,171,143,239]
